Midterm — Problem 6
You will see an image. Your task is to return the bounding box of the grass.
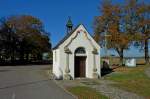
[67,86,108,99]
[105,65,150,98]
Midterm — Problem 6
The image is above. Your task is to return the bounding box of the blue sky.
[0,0,150,57]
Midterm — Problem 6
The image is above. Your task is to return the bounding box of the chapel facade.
[53,18,101,80]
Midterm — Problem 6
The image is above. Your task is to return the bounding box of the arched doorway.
[74,47,86,78]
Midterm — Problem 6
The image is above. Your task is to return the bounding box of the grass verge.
[105,65,150,98]
[67,86,108,99]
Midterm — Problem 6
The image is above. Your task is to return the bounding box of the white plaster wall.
[52,50,56,74]
[53,49,63,79]
[53,24,101,79]
[96,50,101,77]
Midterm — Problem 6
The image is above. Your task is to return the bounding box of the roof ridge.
[53,24,81,49]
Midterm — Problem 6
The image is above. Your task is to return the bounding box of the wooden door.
[75,56,86,77]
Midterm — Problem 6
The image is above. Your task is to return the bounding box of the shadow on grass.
[136,63,146,66]
[101,61,114,76]
[101,68,113,77]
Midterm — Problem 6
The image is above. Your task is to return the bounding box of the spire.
[66,16,73,34]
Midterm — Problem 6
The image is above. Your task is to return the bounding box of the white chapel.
[53,18,101,80]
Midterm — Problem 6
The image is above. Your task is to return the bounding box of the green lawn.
[67,86,108,99]
[105,65,150,98]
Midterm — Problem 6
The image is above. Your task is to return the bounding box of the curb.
[53,80,78,99]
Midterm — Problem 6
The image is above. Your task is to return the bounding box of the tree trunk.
[26,53,29,62]
[37,53,42,60]
[145,39,149,64]
[19,51,24,61]
[116,48,124,66]
[120,48,124,66]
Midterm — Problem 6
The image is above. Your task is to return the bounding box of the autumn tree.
[0,15,51,63]
[94,0,150,65]
[0,18,18,61]
[137,2,150,64]
[94,0,131,65]
[123,0,150,64]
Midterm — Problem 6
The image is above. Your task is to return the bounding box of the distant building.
[53,18,101,80]
[42,53,49,60]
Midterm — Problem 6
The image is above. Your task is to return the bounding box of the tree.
[124,0,150,64]
[0,15,51,63]
[137,2,150,64]
[94,0,131,65]
[0,18,18,62]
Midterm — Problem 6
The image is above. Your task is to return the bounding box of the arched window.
[75,47,86,54]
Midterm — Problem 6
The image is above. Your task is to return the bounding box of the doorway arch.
[74,47,86,78]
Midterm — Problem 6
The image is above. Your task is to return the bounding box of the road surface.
[0,65,75,99]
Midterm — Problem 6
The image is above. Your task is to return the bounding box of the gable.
[53,24,80,50]
[53,24,100,50]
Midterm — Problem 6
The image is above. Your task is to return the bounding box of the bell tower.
[66,17,73,34]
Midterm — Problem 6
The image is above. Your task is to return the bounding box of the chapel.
[53,18,101,80]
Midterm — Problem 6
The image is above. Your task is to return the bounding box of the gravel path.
[57,79,144,99]
[87,80,144,99]
[145,66,150,78]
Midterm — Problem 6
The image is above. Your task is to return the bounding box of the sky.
[0,0,150,57]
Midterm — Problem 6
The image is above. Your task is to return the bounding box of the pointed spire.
[66,16,73,34]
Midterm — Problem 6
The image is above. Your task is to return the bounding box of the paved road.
[0,65,75,99]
